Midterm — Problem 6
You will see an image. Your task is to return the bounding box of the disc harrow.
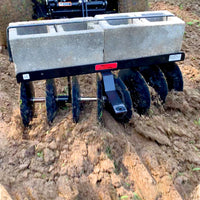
[7,11,186,126]
[18,63,184,126]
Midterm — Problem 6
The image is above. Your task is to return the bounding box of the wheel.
[97,74,104,122]
[72,76,80,123]
[46,79,58,123]
[158,63,183,91]
[20,82,35,126]
[106,77,133,123]
[138,65,168,103]
[118,69,151,114]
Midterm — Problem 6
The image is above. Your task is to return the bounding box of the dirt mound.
[0,1,200,200]
[0,0,33,46]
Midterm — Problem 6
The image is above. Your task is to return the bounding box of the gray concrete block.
[9,17,104,75]
[9,11,185,78]
[95,11,185,62]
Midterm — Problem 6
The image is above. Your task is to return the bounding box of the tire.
[46,79,58,123]
[138,65,168,103]
[20,82,35,126]
[118,69,151,114]
[72,76,80,123]
[158,63,183,91]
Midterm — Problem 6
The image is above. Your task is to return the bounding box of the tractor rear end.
[32,0,108,19]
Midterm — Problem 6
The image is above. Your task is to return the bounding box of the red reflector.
[95,63,117,71]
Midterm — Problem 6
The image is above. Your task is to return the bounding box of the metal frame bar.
[16,52,185,83]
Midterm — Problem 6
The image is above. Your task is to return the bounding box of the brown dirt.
[0,1,200,200]
[118,0,149,12]
[0,0,33,46]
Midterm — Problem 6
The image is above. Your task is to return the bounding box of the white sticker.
[23,74,30,80]
[169,54,182,62]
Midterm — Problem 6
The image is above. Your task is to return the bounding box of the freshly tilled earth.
[0,1,200,200]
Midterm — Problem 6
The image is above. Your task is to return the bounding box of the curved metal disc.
[138,65,168,103]
[72,76,80,123]
[20,82,35,127]
[97,74,104,122]
[110,77,133,123]
[158,63,183,91]
[118,69,151,114]
[46,79,58,123]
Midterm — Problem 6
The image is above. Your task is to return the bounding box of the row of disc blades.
[98,62,183,122]
[19,62,183,126]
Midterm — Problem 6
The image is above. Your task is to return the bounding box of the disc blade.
[72,76,80,123]
[158,63,183,91]
[138,65,168,103]
[46,79,58,123]
[20,82,35,126]
[118,69,151,114]
[97,74,104,122]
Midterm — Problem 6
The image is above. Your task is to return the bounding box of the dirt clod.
[43,148,56,165]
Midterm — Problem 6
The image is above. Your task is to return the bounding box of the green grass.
[114,161,122,174]
[192,168,200,171]
[194,118,200,126]
[126,182,131,187]
[45,130,50,135]
[193,145,199,152]
[120,196,129,199]
[36,0,43,3]
[187,19,200,26]
[60,105,68,110]
[187,21,194,25]
[177,172,184,176]
[41,174,46,179]
[105,146,112,160]
[133,192,142,200]
[179,4,183,10]
[37,151,43,158]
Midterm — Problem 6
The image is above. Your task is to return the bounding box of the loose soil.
[0,1,200,200]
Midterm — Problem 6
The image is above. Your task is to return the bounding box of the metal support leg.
[101,72,127,114]
[68,76,71,102]
[85,0,88,17]
[81,0,85,17]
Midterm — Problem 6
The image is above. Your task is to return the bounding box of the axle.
[30,96,99,103]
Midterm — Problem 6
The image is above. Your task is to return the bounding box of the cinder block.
[9,17,104,75]
[95,11,185,62]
